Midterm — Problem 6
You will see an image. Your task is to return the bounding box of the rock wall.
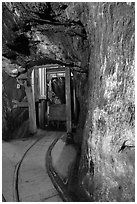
[2,2,89,141]
[76,2,135,201]
[2,2,135,201]
[2,71,29,140]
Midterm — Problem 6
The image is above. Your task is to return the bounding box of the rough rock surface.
[2,2,135,201]
[2,71,28,140]
[74,3,135,201]
[2,2,88,140]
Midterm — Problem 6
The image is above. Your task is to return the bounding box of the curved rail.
[46,135,73,202]
[13,136,44,202]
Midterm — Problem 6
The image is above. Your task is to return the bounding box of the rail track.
[13,136,42,202]
[12,132,63,202]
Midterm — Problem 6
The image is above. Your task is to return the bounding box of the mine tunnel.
[2,2,135,202]
[34,65,79,131]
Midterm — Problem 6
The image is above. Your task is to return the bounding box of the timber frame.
[17,64,72,134]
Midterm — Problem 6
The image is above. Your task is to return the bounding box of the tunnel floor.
[2,130,63,202]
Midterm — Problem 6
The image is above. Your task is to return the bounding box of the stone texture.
[77,2,135,202]
[2,71,29,140]
[2,2,135,201]
[51,137,77,180]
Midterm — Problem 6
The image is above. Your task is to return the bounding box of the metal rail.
[13,136,44,202]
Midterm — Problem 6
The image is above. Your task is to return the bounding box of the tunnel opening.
[34,65,80,132]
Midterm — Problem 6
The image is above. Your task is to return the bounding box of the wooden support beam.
[33,64,65,73]
[65,67,72,133]
[25,84,37,134]
[33,64,59,69]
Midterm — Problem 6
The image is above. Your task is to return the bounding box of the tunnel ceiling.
[2,2,90,77]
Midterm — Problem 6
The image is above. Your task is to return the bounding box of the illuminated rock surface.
[2,2,135,201]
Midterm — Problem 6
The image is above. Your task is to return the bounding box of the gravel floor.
[2,130,63,202]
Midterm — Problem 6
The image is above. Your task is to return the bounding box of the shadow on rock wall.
[2,71,29,140]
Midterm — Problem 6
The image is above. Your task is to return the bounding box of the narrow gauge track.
[13,136,42,202]
[13,132,63,202]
